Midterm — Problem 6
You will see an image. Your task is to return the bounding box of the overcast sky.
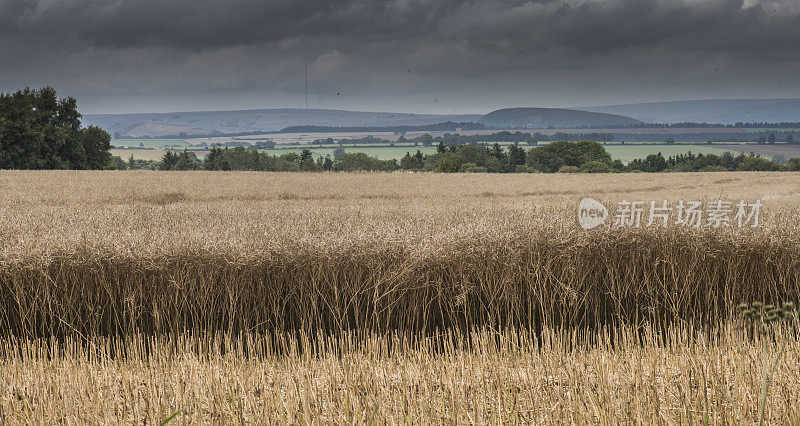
[2,0,799,114]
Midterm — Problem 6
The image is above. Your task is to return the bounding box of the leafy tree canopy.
[0,87,111,169]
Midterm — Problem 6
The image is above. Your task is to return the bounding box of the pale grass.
[0,171,799,423]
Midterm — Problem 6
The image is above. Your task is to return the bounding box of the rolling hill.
[84,108,483,138]
[478,107,642,129]
[577,99,800,124]
[82,98,800,138]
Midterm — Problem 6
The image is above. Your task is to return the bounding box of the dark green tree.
[491,143,507,164]
[333,152,397,172]
[108,155,127,170]
[299,148,313,163]
[400,152,416,170]
[507,143,526,172]
[251,140,275,150]
[204,146,230,170]
[159,151,179,170]
[525,140,610,173]
[786,158,800,170]
[628,153,669,172]
[737,154,781,171]
[299,148,318,171]
[438,154,464,172]
[0,86,112,169]
[174,150,200,170]
[82,126,112,169]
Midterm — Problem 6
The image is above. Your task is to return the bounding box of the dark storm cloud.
[3,0,462,48]
[4,0,797,53]
[1,0,800,113]
[449,0,800,57]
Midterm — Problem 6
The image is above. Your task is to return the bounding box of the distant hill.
[84,108,482,138]
[82,99,800,138]
[479,107,642,129]
[577,99,800,124]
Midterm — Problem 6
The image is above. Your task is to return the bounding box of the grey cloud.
[5,0,461,49]
[448,0,800,57]
[2,0,800,114]
[5,0,800,59]
[5,0,792,53]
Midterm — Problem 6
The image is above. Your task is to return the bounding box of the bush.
[438,154,465,173]
[737,156,781,171]
[333,153,396,172]
[580,161,610,173]
[558,165,580,173]
[526,140,611,173]
[461,163,487,173]
[785,158,800,171]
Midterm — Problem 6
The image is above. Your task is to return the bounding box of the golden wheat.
[0,170,799,423]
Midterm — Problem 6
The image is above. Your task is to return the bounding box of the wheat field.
[0,171,799,423]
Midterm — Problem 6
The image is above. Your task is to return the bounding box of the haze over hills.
[83,109,483,138]
[84,107,643,138]
[479,108,642,129]
[577,99,800,124]
[83,98,800,138]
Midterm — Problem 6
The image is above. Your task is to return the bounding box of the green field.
[113,139,744,164]
[603,144,737,163]
[263,143,739,163]
[259,145,437,160]
[110,148,168,161]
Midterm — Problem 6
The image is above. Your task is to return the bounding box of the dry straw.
[0,171,799,422]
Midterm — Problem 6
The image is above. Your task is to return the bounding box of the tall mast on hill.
[305,57,308,110]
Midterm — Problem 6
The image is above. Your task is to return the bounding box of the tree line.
[613,121,800,129]
[399,131,616,145]
[147,141,798,173]
[310,130,800,145]
[281,122,487,133]
[313,131,615,147]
